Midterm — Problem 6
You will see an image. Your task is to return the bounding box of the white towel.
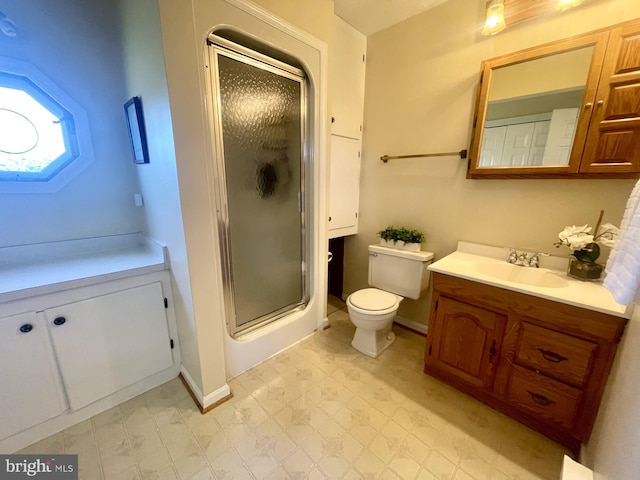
[603,179,640,305]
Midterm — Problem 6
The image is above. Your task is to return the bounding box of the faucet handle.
[529,252,549,268]
[505,247,518,264]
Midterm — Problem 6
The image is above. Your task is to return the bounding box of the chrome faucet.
[506,248,548,268]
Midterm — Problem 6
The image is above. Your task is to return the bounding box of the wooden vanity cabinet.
[424,272,627,453]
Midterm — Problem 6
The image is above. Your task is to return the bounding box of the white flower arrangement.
[555,211,619,263]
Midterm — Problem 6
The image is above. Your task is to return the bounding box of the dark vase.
[567,257,603,281]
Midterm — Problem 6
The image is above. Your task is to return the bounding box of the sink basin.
[475,262,570,289]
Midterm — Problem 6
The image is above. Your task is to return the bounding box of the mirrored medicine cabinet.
[468,18,640,179]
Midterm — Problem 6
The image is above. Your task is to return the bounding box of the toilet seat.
[348,288,400,313]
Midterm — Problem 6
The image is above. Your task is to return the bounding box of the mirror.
[468,32,609,177]
[482,47,592,168]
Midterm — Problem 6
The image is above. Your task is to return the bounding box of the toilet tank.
[368,245,435,300]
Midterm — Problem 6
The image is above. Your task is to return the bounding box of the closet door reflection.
[212,42,308,337]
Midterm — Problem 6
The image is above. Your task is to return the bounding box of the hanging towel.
[603,179,640,305]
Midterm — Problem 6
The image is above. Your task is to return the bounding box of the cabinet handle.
[53,316,66,326]
[488,339,497,363]
[527,390,556,407]
[596,100,604,107]
[19,324,33,333]
[584,102,593,109]
[537,348,568,363]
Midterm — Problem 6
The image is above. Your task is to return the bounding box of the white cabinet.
[0,312,65,439]
[329,136,361,238]
[330,16,366,139]
[329,15,366,238]
[45,282,174,411]
[0,269,180,453]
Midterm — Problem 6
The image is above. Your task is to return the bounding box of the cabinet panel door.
[46,282,173,410]
[581,20,640,173]
[329,135,360,235]
[426,296,505,389]
[330,16,366,139]
[0,312,65,438]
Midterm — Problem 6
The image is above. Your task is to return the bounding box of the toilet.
[346,244,434,357]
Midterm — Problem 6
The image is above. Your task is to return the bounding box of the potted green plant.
[377,225,425,252]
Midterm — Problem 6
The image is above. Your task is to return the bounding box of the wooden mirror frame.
[467,31,609,179]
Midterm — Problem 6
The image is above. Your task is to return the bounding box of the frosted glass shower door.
[210,40,308,337]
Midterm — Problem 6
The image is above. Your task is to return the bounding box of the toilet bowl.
[346,245,434,358]
[346,288,402,358]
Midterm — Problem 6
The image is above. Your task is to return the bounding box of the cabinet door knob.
[53,316,66,326]
[596,100,604,107]
[584,102,593,109]
[19,324,33,333]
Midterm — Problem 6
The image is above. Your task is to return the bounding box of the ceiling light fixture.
[482,0,506,36]
[555,0,586,11]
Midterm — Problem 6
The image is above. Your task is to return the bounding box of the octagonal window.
[0,57,93,193]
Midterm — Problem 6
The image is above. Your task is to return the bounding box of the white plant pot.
[380,239,421,252]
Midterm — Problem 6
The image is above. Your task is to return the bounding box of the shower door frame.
[206,34,310,338]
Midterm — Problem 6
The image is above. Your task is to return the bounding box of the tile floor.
[18,296,568,480]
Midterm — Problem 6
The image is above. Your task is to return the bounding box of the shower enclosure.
[207,35,309,337]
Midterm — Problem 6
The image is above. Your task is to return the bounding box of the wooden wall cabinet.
[424,273,627,454]
[468,18,640,179]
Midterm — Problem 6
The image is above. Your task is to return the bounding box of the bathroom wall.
[586,306,640,479]
[0,0,144,247]
[344,0,640,327]
[116,0,202,397]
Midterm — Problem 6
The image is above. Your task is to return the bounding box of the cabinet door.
[0,312,65,438]
[46,282,174,411]
[425,296,505,389]
[329,135,360,237]
[581,19,640,173]
[330,16,366,139]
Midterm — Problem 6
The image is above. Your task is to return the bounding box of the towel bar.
[380,149,467,163]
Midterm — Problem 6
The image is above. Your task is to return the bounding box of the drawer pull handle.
[527,390,556,407]
[537,348,568,363]
[53,316,66,326]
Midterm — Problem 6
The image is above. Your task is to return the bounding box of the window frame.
[0,56,93,193]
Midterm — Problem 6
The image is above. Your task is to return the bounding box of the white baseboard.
[394,315,428,335]
[180,366,231,410]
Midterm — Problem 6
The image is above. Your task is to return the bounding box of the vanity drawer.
[507,365,583,429]
[515,323,597,387]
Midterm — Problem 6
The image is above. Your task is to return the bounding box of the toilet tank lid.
[368,245,435,262]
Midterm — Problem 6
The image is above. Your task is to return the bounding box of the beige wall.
[344,0,640,326]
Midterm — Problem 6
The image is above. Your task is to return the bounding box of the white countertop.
[428,241,631,319]
[0,233,168,303]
